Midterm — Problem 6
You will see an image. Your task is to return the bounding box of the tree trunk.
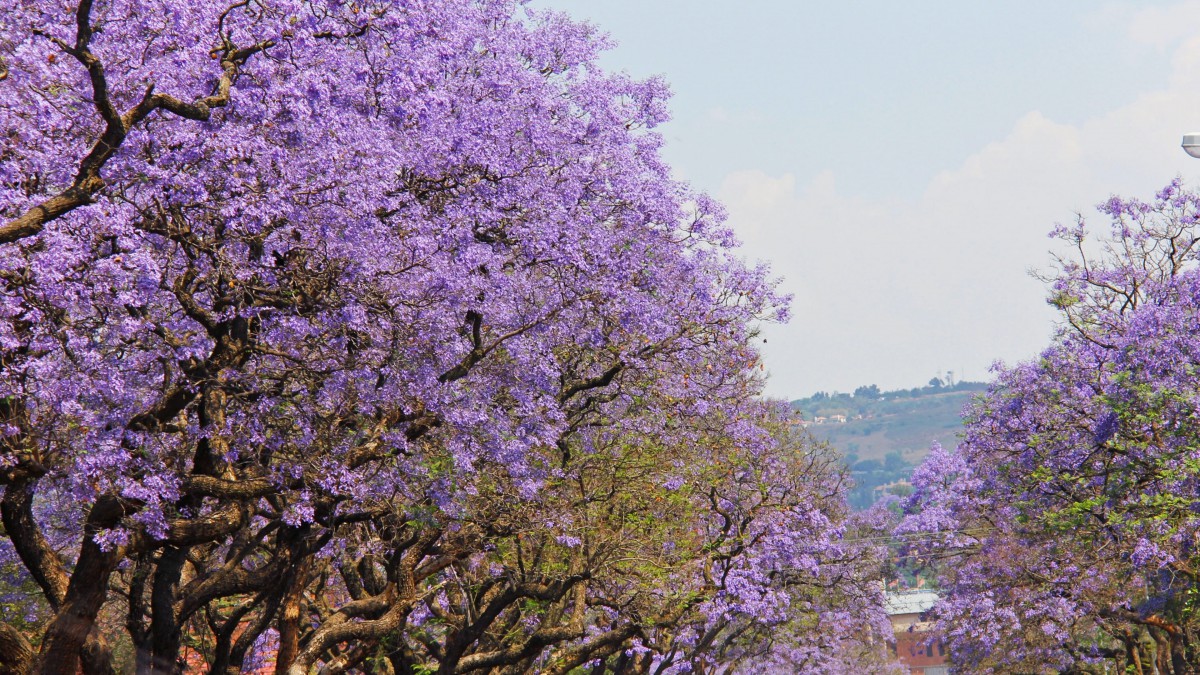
[1123,629,1144,675]
[149,546,188,674]
[1172,631,1192,675]
[275,556,311,675]
[32,496,125,675]
[0,622,34,675]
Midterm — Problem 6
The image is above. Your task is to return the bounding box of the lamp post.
[1184,133,1200,158]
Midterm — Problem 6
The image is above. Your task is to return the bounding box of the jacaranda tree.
[0,2,893,673]
[900,179,1200,674]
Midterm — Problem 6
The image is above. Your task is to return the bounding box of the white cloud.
[724,8,1200,399]
[1123,1,1200,50]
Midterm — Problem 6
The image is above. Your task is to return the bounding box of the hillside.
[791,381,989,508]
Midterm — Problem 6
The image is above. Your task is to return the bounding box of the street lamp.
[1184,133,1200,158]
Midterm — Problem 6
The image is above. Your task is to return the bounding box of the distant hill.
[791,381,989,509]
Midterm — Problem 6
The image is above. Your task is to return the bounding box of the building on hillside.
[885,590,949,675]
[873,479,914,501]
[829,413,847,423]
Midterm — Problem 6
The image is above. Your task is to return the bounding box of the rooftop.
[885,590,940,616]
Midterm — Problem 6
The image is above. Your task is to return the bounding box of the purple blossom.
[901,180,1200,672]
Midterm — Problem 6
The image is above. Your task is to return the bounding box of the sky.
[533,0,1200,399]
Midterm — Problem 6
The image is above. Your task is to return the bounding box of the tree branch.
[1,0,273,245]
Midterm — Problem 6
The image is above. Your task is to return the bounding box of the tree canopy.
[901,179,1200,674]
[0,2,893,673]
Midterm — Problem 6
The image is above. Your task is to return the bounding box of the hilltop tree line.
[799,380,987,418]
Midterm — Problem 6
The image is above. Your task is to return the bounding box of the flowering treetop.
[0,2,896,674]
